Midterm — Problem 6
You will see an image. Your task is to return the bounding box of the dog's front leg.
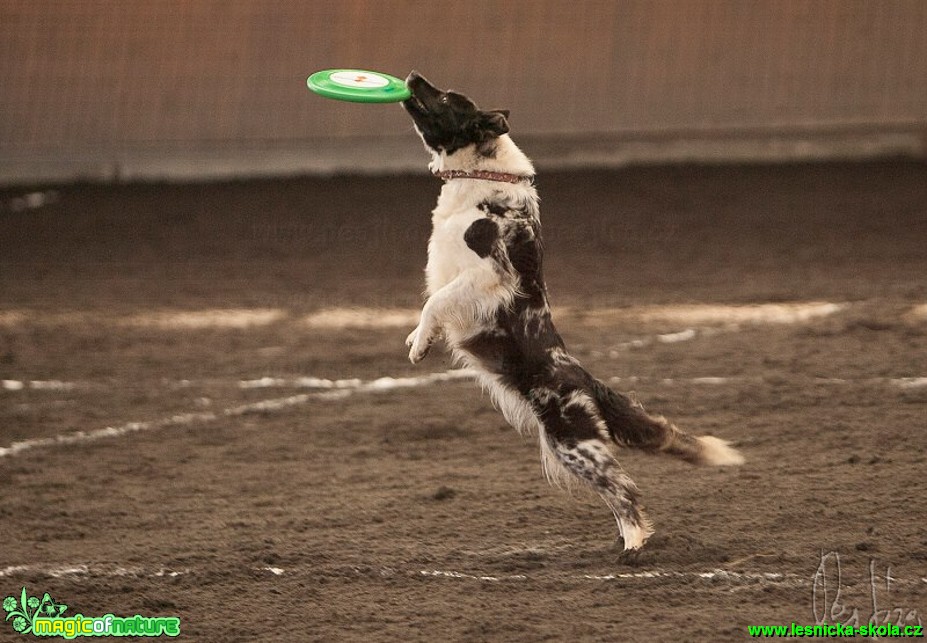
[406,286,456,363]
[406,268,505,364]
[406,302,439,364]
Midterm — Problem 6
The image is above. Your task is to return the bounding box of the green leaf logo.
[3,587,68,635]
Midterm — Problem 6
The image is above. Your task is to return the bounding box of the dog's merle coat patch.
[463,218,498,258]
[402,72,744,550]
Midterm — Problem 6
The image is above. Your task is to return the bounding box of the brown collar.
[433,169,534,185]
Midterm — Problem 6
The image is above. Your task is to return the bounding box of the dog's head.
[403,71,510,156]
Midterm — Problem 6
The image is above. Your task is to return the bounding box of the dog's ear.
[481,109,510,137]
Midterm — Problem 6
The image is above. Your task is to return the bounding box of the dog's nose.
[406,70,421,85]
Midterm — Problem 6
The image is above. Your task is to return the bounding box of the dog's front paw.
[406,326,433,364]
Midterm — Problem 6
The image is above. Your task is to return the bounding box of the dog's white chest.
[425,209,485,296]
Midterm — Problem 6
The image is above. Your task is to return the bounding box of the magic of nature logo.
[4,587,179,638]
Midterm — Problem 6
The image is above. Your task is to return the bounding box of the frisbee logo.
[330,71,389,89]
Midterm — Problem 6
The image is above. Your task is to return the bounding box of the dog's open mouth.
[405,93,428,113]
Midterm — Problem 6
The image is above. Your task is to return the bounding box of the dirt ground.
[1,160,925,641]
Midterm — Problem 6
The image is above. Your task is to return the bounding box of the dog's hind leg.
[533,388,653,550]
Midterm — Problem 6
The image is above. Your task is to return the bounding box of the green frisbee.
[307,69,411,103]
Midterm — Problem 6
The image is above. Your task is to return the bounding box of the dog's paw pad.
[408,343,430,364]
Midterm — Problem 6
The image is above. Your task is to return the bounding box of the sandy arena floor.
[1,161,925,641]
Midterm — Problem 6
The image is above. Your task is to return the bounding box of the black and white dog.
[402,72,743,550]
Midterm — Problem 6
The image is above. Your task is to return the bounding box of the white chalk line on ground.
[3,369,924,459]
[0,299,905,395]
[418,568,810,588]
[589,302,856,356]
[0,370,476,459]
[3,561,925,589]
[5,373,925,395]
[608,376,927,389]
[0,564,187,579]
[592,325,733,355]
[1,300,921,458]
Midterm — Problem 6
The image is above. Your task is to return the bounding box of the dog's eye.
[440,95,449,104]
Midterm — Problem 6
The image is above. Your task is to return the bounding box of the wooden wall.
[1,0,925,180]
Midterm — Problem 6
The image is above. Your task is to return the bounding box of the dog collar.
[433,169,534,185]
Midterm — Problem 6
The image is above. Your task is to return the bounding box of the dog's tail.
[590,379,745,466]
